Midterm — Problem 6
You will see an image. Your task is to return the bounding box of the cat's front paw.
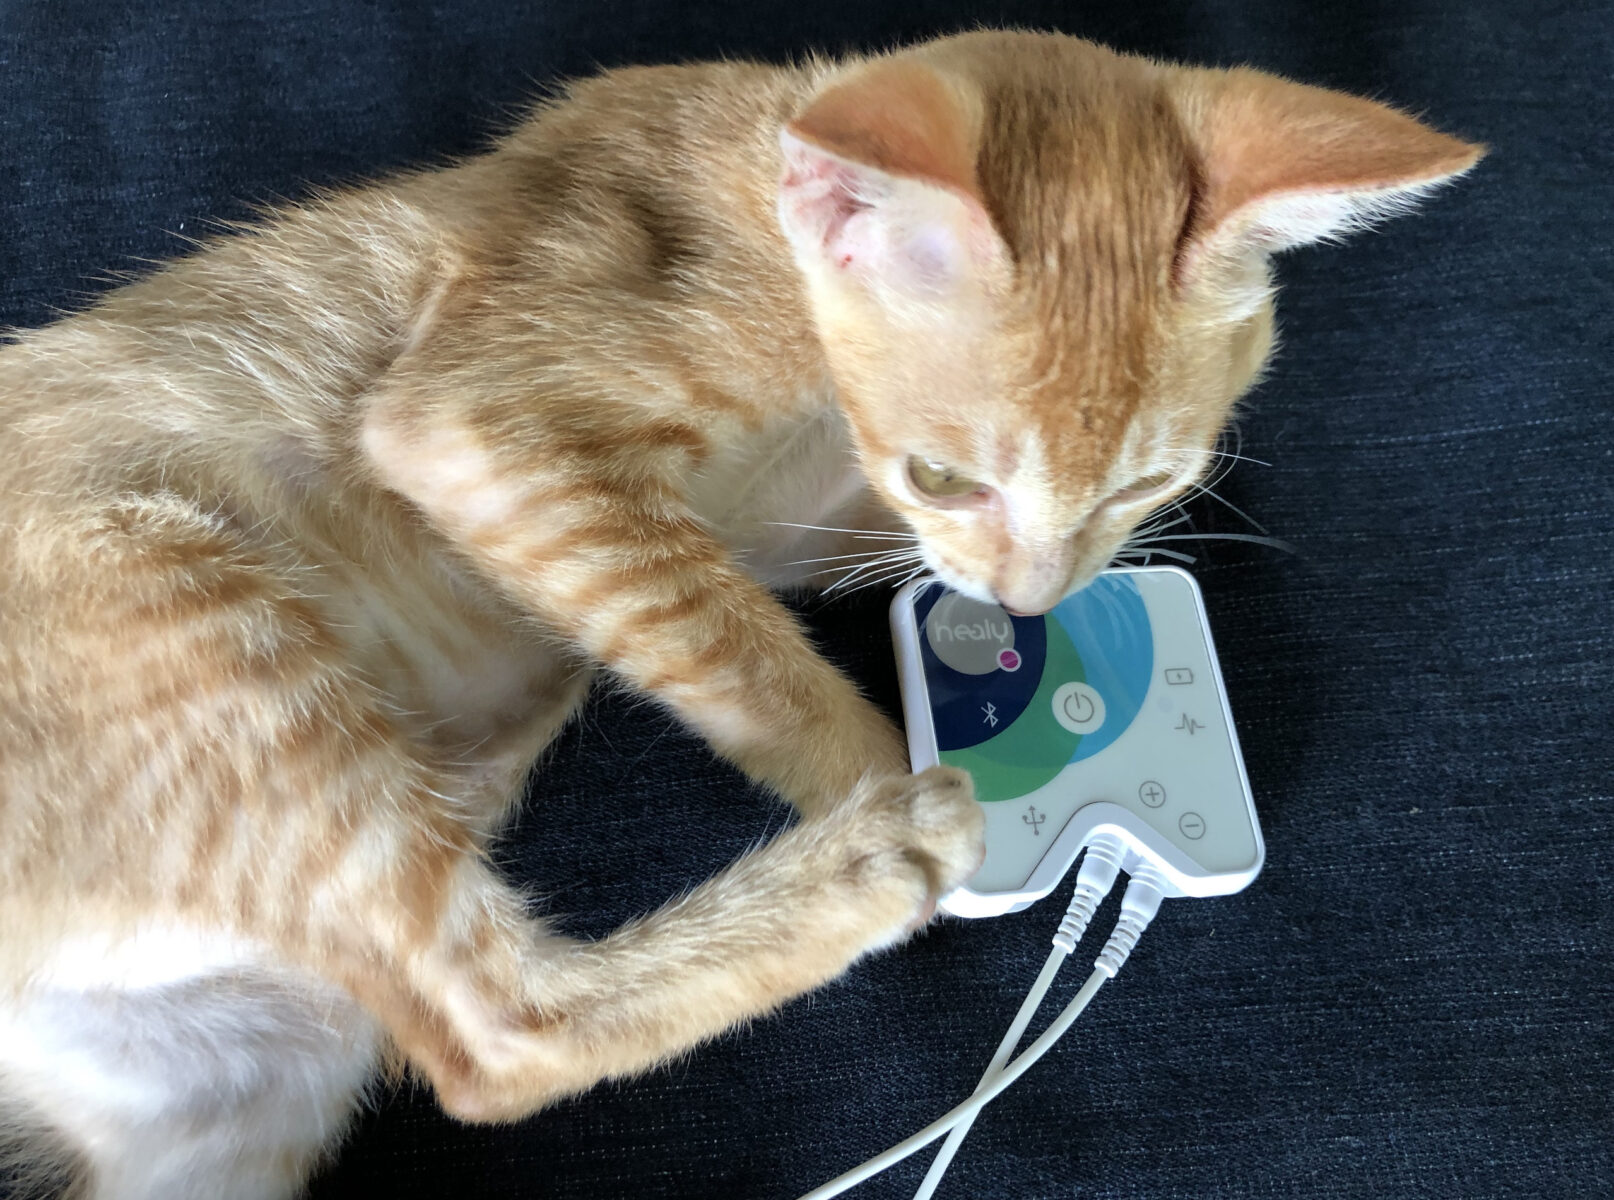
[837,765,986,935]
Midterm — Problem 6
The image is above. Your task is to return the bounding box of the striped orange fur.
[0,31,1479,1197]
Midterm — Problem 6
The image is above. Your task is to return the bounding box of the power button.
[1051,682,1106,734]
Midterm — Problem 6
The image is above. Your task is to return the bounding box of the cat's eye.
[907,457,987,500]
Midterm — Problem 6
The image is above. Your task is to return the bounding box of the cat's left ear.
[778,60,1003,299]
[1174,67,1486,262]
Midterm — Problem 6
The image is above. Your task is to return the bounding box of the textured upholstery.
[2,2,1609,1196]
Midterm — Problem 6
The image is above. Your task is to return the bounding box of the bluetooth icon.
[981,702,999,728]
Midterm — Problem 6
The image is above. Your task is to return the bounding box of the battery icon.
[1164,667,1194,686]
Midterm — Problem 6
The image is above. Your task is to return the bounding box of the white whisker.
[783,547,918,568]
[1136,531,1295,553]
[839,558,932,595]
[1114,546,1196,565]
[1183,480,1271,535]
[830,550,926,592]
[1159,444,1272,469]
[1131,509,1194,539]
[894,562,933,590]
[825,548,923,593]
[764,521,915,540]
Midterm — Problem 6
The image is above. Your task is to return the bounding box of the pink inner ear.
[780,129,992,292]
[779,134,871,258]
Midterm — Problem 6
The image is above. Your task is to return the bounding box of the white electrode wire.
[797,861,1168,1200]
[909,948,1063,1200]
[795,968,1108,1200]
[911,836,1128,1200]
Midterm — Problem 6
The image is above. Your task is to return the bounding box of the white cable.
[796,858,1169,1200]
[910,837,1128,1200]
[796,968,1109,1200]
[907,948,1060,1199]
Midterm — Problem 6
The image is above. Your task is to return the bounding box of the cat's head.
[778,31,1481,613]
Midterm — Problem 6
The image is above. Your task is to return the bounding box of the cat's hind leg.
[0,491,436,1197]
[0,968,379,1200]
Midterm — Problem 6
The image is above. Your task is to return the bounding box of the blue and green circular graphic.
[914,577,1154,802]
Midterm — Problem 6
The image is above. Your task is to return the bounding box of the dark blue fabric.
[3,1,1609,1197]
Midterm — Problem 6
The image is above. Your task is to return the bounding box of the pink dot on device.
[997,648,1022,672]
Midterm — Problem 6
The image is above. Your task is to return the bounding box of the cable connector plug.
[1094,863,1166,979]
[1052,833,1126,954]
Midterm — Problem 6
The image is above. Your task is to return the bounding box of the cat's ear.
[1175,68,1485,260]
[778,60,1002,298]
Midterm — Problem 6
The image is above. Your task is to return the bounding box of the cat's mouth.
[994,554,1118,616]
[996,578,1086,618]
[920,551,1084,618]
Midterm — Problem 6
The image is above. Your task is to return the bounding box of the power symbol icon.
[1051,682,1106,734]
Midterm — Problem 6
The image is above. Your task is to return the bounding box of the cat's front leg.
[513,527,912,816]
[566,544,913,815]
[364,409,909,816]
[347,765,983,1121]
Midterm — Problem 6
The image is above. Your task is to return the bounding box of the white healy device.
[891,566,1264,917]
[801,568,1267,1200]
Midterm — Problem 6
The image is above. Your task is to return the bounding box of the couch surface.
[2,1,1609,1197]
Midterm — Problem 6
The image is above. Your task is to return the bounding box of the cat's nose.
[994,591,1051,619]
[994,543,1077,616]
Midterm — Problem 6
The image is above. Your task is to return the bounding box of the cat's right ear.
[778,61,1003,301]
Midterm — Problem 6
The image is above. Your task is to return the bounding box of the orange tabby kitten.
[0,30,1478,1199]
